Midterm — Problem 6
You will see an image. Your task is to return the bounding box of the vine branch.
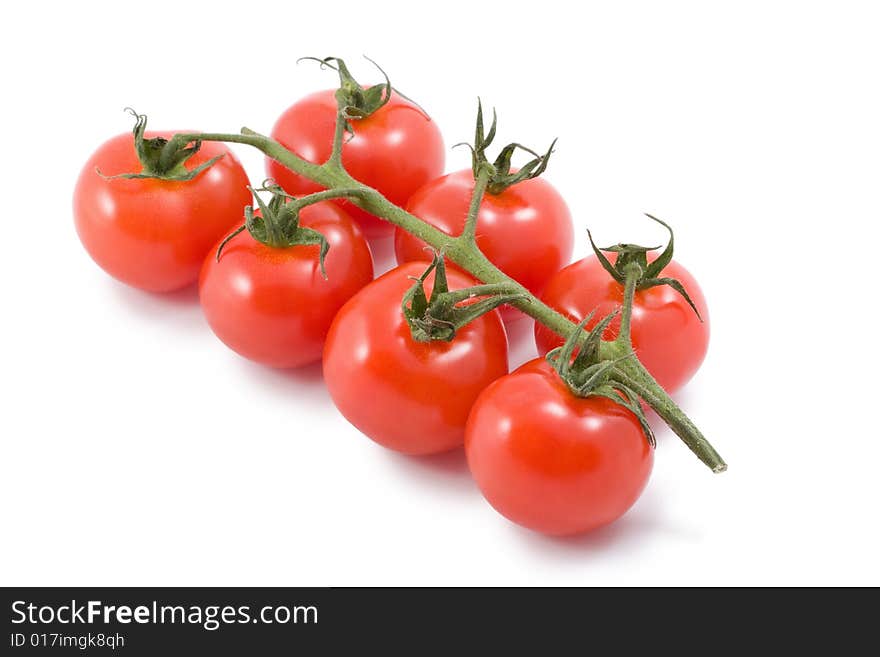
[460,165,491,243]
[328,111,347,166]
[171,127,725,473]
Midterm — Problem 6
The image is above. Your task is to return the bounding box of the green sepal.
[216,183,330,278]
[293,228,330,278]
[299,56,423,130]
[457,100,557,195]
[643,213,675,278]
[99,108,223,182]
[587,214,702,320]
[571,309,619,373]
[547,310,618,389]
[402,255,455,342]
[402,252,524,342]
[594,386,656,448]
[546,310,656,447]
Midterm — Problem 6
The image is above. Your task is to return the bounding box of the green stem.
[294,188,369,208]
[175,130,327,183]
[613,362,727,472]
[444,282,522,304]
[177,128,725,473]
[157,138,183,174]
[328,111,347,166]
[618,262,642,346]
[263,210,284,245]
[461,166,491,242]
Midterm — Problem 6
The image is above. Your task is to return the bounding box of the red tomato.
[466,358,653,536]
[199,203,373,368]
[535,255,709,393]
[267,90,445,238]
[394,169,574,314]
[323,263,509,455]
[74,132,251,292]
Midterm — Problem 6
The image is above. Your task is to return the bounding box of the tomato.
[199,202,373,368]
[535,255,709,393]
[323,262,509,455]
[394,169,574,315]
[465,358,653,536]
[74,131,251,292]
[267,90,445,238]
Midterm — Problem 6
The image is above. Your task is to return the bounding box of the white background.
[1,0,878,586]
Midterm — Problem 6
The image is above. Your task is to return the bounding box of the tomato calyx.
[588,214,703,320]
[402,252,524,342]
[299,56,422,126]
[97,109,223,182]
[457,100,557,195]
[216,182,331,277]
[547,311,656,447]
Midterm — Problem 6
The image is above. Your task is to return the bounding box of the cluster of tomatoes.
[73,66,710,536]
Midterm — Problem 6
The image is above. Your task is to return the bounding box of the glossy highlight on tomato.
[199,202,373,368]
[323,263,509,455]
[74,131,251,292]
[535,255,709,393]
[466,358,653,536]
[268,90,445,238]
[394,169,574,308]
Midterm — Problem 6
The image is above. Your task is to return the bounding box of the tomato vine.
[159,64,726,474]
